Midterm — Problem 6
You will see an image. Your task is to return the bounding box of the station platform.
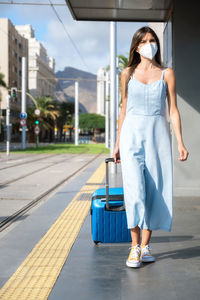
[0,154,199,300]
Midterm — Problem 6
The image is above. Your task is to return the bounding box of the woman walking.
[113,26,189,268]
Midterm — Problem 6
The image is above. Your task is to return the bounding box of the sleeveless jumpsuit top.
[119,67,173,232]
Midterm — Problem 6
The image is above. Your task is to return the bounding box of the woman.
[113,26,189,268]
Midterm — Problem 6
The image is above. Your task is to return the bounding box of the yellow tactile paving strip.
[0,160,106,300]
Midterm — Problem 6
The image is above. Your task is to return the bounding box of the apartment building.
[15,24,56,100]
[0,18,28,138]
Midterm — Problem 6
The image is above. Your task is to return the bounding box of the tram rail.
[1,155,73,186]
[0,154,57,171]
[0,152,104,232]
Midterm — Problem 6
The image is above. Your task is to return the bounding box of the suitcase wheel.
[94,241,100,245]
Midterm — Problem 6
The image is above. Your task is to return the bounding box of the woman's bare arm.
[113,68,129,163]
[165,68,189,161]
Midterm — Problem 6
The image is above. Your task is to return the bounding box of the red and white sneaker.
[140,244,156,262]
[126,244,141,268]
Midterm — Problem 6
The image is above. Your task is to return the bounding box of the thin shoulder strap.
[129,72,134,80]
[161,67,165,80]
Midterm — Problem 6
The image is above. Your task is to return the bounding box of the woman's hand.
[178,143,189,161]
[113,145,121,164]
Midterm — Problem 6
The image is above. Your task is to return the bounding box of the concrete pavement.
[0,153,199,299]
[49,167,200,300]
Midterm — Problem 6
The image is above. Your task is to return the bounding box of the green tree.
[56,101,74,141]
[32,96,59,127]
[106,53,129,106]
[0,73,7,88]
[0,73,7,136]
[106,53,129,72]
[117,53,129,72]
[117,53,129,105]
[72,113,105,142]
[27,96,59,142]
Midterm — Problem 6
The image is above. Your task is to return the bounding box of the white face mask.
[138,42,158,60]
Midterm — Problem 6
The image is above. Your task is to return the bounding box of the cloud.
[0,1,147,74]
[43,13,147,74]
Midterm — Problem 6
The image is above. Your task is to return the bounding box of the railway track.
[0,152,104,232]
[0,154,57,171]
[0,155,73,186]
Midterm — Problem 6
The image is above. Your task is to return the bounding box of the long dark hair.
[127,26,163,79]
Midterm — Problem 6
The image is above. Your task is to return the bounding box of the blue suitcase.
[90,157,132,244]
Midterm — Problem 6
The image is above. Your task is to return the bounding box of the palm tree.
[33,96,59,126]
[106,53,129,72]
[117,54,129,105]
[106,53,129,106]
[27,96,59,142]
[0,73,7,136]
[117,53,129,72]
[0,73,7,88]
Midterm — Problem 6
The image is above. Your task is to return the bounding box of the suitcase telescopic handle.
[105,158,125,212]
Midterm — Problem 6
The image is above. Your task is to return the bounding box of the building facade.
[15,24,56,102]
[0,18,28,140]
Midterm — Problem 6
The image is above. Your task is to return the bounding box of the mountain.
[55,67,97,113]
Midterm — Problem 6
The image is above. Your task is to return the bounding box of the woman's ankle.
[131,242,140,247]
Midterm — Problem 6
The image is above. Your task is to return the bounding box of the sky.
[0,0,147,75]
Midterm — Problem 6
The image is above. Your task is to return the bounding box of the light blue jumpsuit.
[119,67,173,232]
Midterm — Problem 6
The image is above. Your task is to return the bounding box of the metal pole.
[21,57,27,149]
[116,56,119,122]
[36,135,39,147]
[105,71,110,148]
[110,21,117,174]
[75,81,79,146]
[6,94,11,156]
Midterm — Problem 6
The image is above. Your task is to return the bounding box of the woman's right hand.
[178,143,189,161]
[113,145,121,164]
